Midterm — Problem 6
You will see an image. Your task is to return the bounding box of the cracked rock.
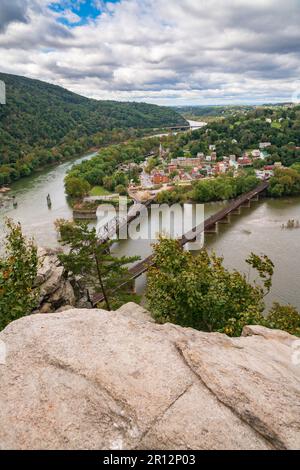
[0,304,299,450]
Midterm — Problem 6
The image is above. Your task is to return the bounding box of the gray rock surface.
[34,248,80,312]
[0,304,299,450]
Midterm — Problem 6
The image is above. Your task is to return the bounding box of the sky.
[0,0,300,105]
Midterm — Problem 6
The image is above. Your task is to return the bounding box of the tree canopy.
[147,238,300,337]
[0,73,185,184]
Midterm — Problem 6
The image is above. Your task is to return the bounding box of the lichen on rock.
[0,303,299,450]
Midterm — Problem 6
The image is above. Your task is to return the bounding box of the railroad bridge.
[92,181,269,306]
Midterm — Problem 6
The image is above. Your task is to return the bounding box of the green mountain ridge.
[0,73,186,184]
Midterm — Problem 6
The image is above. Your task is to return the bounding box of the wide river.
[1,150,300,311]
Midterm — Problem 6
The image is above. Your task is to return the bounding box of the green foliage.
[268,168,300,197]
[246,253,274,296]
[65,138,158,197]
[147,238,267,336]
[0,219,38,330]
[156,186,189,204]
[145,156,159,174]
[147,238,300,337]
[174,105,300,168]
[220,306,268,337]
[267,303,300,336]
[0,72,185,184]
[56,219,140,311]
[157,174,259,204]
[291,163,300,174]
[190,175,247,203]
[115,184,128,195]
[64,176,91,199]
[89,186,112,196]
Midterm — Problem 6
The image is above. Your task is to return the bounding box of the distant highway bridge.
[92,181,269,306]
[163,123,206,131]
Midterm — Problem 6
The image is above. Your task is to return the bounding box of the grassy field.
[271,121,282,129]
[90,186,113,196]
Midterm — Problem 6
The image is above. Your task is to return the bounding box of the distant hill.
[0,73,186,183]
[174,103,296,119]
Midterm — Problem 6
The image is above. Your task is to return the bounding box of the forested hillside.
[0,73,186,184]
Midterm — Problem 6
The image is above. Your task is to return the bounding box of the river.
[1,150,299,311]
[0,151,98,247]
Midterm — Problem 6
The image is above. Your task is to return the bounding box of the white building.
[252,149,261,158]
[259,142,272,149]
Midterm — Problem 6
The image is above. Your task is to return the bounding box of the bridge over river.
[92,181,269,306]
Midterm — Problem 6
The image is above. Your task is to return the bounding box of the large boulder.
[34,248,83,312]
[0,303,299,450]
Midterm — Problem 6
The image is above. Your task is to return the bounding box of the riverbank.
[0,126,166,189]
[1,147,300,310]
[110,195,300,312]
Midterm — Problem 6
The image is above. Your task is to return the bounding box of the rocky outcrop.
[0,303,299,450]
[34,248,90,313]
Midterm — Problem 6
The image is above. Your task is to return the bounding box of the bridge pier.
[205,223,218,234]
[251,194,259,202]
[231,206,242,215]
[218,214,231,224]
[242,199,251,208]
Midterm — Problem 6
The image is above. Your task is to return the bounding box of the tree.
[0,219,38,330]
[115,184,127,195]
[146,238,276,337]
[267,303,300,336]
[64,175,91,198]
[268,168,300,197]
[56,220,140,311]
[145,157,157,174]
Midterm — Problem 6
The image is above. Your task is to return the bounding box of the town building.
[237,156,253,167]
[259,142,272,149]
[170,157,203,167]
[251,149,261,158]
[152,172,169,185]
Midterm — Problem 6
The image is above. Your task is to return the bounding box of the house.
[215,162,227,174]
[170,157,203,167]
[237,156,253,167]
[264,165,275,171]
[197,152,205,160]
[191,167,202,179]
[209,145,216,151]
[168,164,178,174]
[255,170,273,180]
[205,166,214,176]
[259,142,272,149]
[152,171,169,185]
[229,159,238,169]
[211,152,217,161]
[252,149,261,158]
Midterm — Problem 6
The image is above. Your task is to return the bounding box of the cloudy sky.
[0,0,300,105]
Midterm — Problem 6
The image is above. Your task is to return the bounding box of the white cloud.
[0,0,299,104]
